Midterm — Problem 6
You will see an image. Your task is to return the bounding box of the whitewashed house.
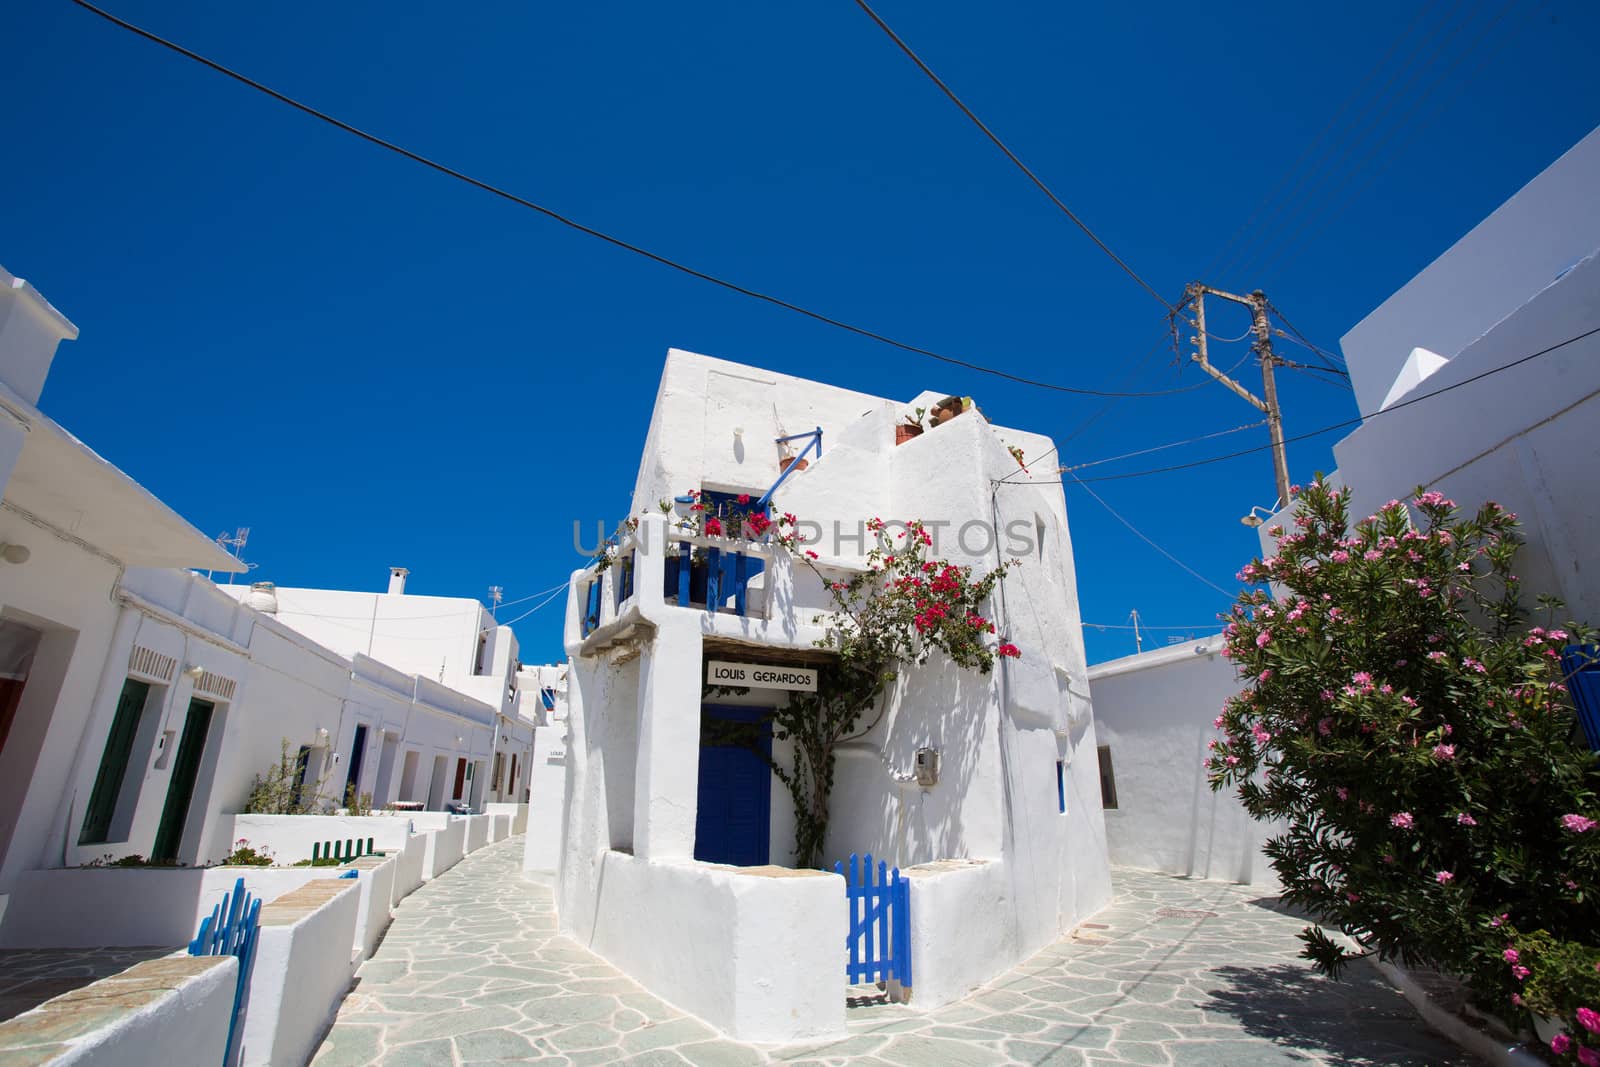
[0,266,246,907]
[1262,123,1600,619]
[1090,124,1600,890]
[218,574,543,810]
[548,349,1112,1041]
[0,261,538,898]
[516,662,568,872]
[1089,636,1277,886]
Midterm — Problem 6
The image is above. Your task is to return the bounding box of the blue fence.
[189,876,261,1066]
[835,853,912,987]
[664,540,760,616]
[1561,645,1600,752]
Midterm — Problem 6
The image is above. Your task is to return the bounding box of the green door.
[151,698,213,864]
[80,679,151,845]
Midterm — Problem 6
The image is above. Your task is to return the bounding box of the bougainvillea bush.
[1206,480,1600,1061]
[767,516,1018,867]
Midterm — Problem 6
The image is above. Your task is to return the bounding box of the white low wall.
[237,878,360,1067]
[391,832,426,905]
[585,851,844,1043]
[901,858,1012,1008]
[464,814,490,853]
[347,854,397,961]
[0,866,334,949]
[488,813,511,842]
[226,813,417,864]
[484,802,527,834]
[420,818,466,879]
[0,955,236,1067]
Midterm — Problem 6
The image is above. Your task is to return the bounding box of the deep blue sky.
[3,1,1596,665]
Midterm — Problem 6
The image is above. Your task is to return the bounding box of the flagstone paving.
[313,835,1472,1065]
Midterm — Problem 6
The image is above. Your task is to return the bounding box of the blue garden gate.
[189,876,261,1066]
[835,853,912,988]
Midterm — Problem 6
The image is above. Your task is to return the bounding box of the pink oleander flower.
[1390,812,1414,830]
[1432,743,1456,761]
[1513,965,1531,981]
[1576,1044,1598,1067]
[1435,870,1454,885]
[1336,787,1349,801]
[1256,630,1272,648]
[1491,913,1508,928]
[1213,715,1226,728]
[1456,813,1476,826]
[1549,1033,1570,1054]
[1258,669,1273,682]
[1318,718,1332,736]
[1562,814,1597,833]
[1577,1007,1600,1034]
[1510,993,1523,1007]
[1225,755,1240,767]
[1503,948,1520,964]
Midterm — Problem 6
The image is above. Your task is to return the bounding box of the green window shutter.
[79,679,151,845]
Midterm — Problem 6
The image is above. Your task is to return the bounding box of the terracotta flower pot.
[934,406,959,425]
[780,456,810,472]
[895,424,924,446]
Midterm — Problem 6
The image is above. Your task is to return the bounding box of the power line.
[1200,0,1444,283]
[1025,348,1258,479]
[1056,419,1267,476]
[849,0,1173,311]
[1083,621,1221,632]
[495,585,569,630]
[70,0,1195,403]
[1259,0,1535,281]
[1241,0,1516,281]
[1053,323,1600,485]
[1064,471,1235,599]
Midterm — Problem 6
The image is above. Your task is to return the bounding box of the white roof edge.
[1088,632,1228,681]
[2,266,79,341]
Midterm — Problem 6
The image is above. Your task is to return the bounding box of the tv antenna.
[209,527,258,584]
[488,585,504,619]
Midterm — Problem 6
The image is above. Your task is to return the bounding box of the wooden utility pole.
[1180,283,1292,507]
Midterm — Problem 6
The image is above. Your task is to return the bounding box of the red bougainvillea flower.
[737,493,751,504]
[996,643,1021,658]
[703,517,723,536]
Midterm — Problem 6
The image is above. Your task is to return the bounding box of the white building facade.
[218,574,543,811]
[546,349,1112,1041]
[1089,636,1278,886]
[0,263,544,925]
[1268,124,1600,617]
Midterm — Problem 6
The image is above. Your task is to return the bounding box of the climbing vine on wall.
[767,516,1019,868]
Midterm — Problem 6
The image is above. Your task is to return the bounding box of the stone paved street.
[313,835,1472,1065]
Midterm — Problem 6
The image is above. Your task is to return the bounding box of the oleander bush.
[1206,480,1600,1062]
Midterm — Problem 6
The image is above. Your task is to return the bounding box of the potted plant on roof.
[932,395,972,425]
[895,408,926,446]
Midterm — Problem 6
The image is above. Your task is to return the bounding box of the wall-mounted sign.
[707,659,818,692]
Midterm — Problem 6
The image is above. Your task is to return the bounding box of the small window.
[1055,759,1067,814]
[1098,745,1118,809]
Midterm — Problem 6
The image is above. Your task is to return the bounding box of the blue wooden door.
[694,705,772,866]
